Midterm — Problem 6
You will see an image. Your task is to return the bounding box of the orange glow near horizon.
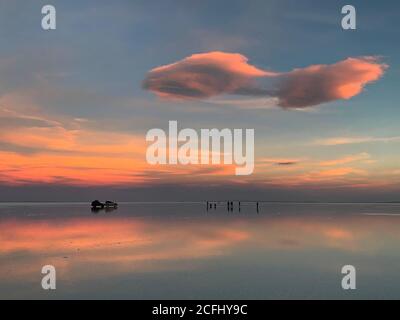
[0,88,398,189]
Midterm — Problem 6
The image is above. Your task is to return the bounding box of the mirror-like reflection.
[1,202,400,299]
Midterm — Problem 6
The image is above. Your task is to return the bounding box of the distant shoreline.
[0,201,399,204]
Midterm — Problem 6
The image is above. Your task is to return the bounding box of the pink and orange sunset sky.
[0,0,399,201]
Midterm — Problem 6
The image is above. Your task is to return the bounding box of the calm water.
[1,202,400,299]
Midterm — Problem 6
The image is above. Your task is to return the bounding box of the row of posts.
[206,201,259,213]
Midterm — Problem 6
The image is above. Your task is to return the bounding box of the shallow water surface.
[1,202,400,299]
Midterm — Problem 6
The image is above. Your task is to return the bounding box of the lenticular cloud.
[142,52,274,100]
[274,57,387,108]
[143,51,387,108]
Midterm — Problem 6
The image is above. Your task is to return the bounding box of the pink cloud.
[143,51,275,100]
[143,52,387,108]
[275,57,387,108]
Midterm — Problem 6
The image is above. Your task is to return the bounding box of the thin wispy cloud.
[319,153,371,166]
[314,136,400,146]
[258,157,302,166]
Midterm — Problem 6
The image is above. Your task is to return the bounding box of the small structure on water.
[105,200,118,208]
[91,200,118,209]
[91,200,104,209]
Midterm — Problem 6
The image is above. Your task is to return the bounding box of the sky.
[0,0,399,201]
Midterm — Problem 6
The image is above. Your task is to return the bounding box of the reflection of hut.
[105,206,117,212]
[91,200,104,209]
[91,207,102,213]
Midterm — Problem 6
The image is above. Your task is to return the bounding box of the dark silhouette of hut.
[91,200,104,209]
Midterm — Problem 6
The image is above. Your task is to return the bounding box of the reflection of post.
[256,202,259,213]
[227,201,229,211]
[206,201,208,212]
[239,201,241,212]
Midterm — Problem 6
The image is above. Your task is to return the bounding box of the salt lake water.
[1,202,400,299]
